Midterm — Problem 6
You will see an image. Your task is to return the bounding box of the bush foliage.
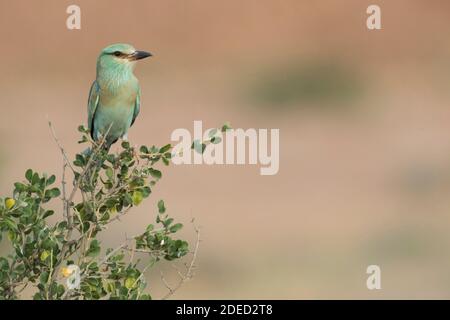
[0,125,200,300]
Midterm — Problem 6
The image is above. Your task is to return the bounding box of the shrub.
[0,124,200,300]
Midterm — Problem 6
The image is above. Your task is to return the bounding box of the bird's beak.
[129,51,152,61]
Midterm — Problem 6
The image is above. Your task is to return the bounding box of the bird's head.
[96,43,152,75]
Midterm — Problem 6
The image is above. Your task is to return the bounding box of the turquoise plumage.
[87,43,151,148]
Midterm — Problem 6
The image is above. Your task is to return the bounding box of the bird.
[87,43,152,150]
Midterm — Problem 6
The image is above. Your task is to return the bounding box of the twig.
[107,206,132,224]
[67,131,108,205]
[46,249,54,300]
[129,258,157,299]
[48,121,76,282]
[48,121,111,282]
[48,121,76,173]
[96,238,130,268]
[161,220,200,300]
[62,163,68,221]
[48,121,72,224]
[160,271,174,296]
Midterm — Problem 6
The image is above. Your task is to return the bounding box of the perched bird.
[87,43,152,149]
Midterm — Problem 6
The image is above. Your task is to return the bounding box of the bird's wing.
[131,87,141,127]
[87,80,100,138]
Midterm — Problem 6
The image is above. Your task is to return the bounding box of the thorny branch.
[161,220,200,300]
[48,121,111,282]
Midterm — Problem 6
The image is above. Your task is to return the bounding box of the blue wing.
[87,81,100,139]
[131,87,140,127]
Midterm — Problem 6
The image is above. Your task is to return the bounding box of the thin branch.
[67,123,112,209]
[129,258,156,299]
[62,163,68,221]
[107,206,133,224]
[48,121,75,282]
[160,270,174,296]
[48,121,76,173]
[161,220,200,300]
[97,240,128,267]
[49,121,111,282]
[48,121,72,224]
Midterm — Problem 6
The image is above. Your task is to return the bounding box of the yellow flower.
[61,267,74,278]
[5,198,15,210]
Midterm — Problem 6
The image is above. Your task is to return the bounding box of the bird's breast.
[99,81,138,107]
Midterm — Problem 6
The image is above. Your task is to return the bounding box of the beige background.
[2,0,450,298]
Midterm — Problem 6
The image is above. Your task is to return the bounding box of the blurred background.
[2,0,450,299]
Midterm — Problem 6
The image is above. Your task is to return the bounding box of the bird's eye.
[113,51,122,57]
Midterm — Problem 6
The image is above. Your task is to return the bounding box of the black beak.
[131,50,152,60]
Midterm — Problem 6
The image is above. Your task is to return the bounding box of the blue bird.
[87,43,152,149]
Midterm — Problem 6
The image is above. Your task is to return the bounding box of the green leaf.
[40,271,49,285]
[14,182,27,192]
[132,191,143,206]
[40,250,50,262]
[56,221,68,230]
[105,167,114,180]
[103,279,116,293]
[221,121,232,132]
[106,154,116,164]
[4,218,18,231]
[87,240,101,258]
[157,200,166,214]
[31,172,40,185]
[25,169,33,182]
[141,186,151,198]
[78,135,88,144]
[43,210,54,219]
[0,257,9,271]
[149,168,162,180]
[46,174,56,186]
[33,292,43,300]
[56,284,65,298]
[163,218,174,228]
[150,146,158,153]
[73,160,83,167]
[46,188,61,199]
[169,223,183,233]
[159,144,172,153]
[140,145,149,154]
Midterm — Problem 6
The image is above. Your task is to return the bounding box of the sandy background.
[2,0,450,298]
